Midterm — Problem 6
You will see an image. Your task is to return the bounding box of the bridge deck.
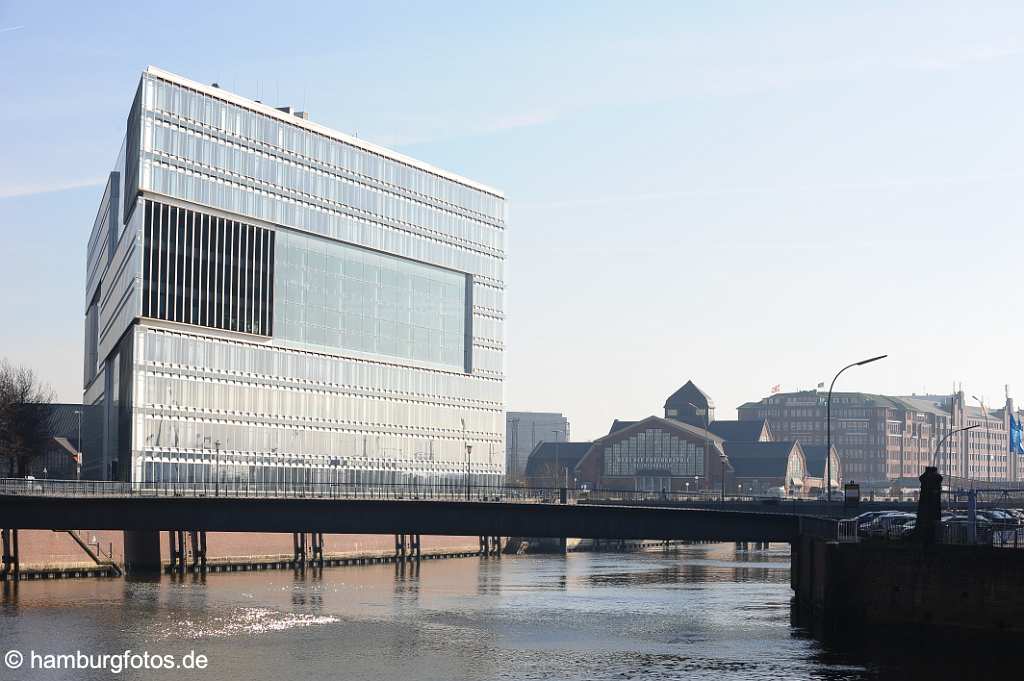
[0,495,813,543]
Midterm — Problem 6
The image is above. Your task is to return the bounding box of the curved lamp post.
[932,423,979,480]
[971,396,991,484]
[826,355,887,502]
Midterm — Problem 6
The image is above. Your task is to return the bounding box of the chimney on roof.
[211,82,220,88]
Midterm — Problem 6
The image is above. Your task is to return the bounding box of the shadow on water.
[790,601,1022,681]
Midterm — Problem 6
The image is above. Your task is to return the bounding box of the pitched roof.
[583,415,725,463]
[801,445,836,478]
[608,419,637,435]
[723,441,801,477]
[739,390,953,417]
[524,441,592,476]
[45,404,85,444]
[708,419,768,442]
[664,380,715,410]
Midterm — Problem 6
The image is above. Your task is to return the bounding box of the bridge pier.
[293,532,308,568]
[1,528,19,581]
[123,530,162,575]
[189,530,207,571]
[311,532,324,567]
[169,530,186,573]
[479,536,502,556]
[395,534,421,561]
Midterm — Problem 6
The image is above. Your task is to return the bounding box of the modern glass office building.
[83,67,506,487]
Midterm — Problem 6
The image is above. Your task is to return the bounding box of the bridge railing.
[0,478,846,508]
[0,478,560,502]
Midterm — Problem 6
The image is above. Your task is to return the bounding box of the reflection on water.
[0,544,1005,680]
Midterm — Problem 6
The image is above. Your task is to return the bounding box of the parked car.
[865,511,916,538]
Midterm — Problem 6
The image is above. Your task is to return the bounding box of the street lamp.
[971,396,991,484]
[214,440,222,497]
[73,409,83,480]
[826,355,887,502]
[465,443,473,500]
[932,424,979,489]
[719,453,728,502]
[687,401,711,497]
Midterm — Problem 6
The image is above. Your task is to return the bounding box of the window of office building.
[274,230,469,370]
[142,200,275,336]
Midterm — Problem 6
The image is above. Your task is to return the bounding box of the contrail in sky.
[0,25,25,34]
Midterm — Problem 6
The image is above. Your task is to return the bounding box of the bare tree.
[0,359,55,477]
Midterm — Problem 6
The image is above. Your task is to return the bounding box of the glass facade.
[603,428,705,477]
[84,68,505,486]
[275,230,467,369]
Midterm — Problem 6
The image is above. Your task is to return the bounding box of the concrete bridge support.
[1,528,19,581]
[123,530,162,575]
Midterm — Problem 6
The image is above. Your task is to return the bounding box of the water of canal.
[0,544,1009,680]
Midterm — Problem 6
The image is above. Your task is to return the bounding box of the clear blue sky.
[2,2,1024,439]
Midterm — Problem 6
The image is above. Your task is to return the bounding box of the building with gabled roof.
[707,419,771,443]
[723,441,807,495]
[575,415,729,493]
[523,441,591,488]
[738,387,1023,485]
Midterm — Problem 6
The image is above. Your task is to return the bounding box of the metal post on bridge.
[967,489,978,544]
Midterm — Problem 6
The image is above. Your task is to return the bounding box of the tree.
[0,359,55,477]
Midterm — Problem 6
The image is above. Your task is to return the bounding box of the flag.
[770,384,781,394]
[817,382,825,389]
[1011,415,1024,454]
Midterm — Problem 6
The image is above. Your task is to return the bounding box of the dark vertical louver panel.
[123,80,143,224]
[140,200,275,337]
[142,201,153,318]
[266,228,274,333]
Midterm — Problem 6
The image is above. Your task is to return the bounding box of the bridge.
[0,478,838,575]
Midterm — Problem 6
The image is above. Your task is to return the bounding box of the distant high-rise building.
[505,412,570,481]
[83,67,506,486]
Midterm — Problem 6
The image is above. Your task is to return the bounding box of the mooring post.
[412,534,421,561]
[914,466,942,545]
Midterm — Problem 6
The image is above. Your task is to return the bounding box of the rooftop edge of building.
[144,65,506,201]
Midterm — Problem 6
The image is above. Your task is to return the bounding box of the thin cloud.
[0,25,25,34]
[523,172,1024,209]
[0,177,105,200]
